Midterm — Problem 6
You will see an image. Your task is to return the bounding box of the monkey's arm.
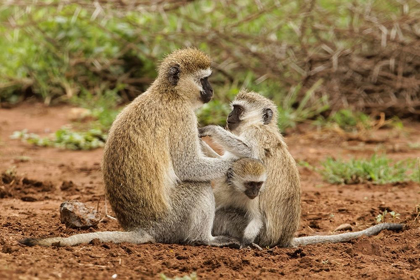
[199,125,254,158]
[242,213,263,247]
[174,153,233,182]
[200,139,222,158]
[174,155,234,181]
[171,123,234,181]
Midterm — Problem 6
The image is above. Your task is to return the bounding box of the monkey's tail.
[292,223,403,247]
[19,230,155,247]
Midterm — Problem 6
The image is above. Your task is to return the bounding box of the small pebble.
[334,223,353,232]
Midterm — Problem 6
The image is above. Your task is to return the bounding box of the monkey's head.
[227,158,266,199]
[158,49,213,108]
[226,90,278,134]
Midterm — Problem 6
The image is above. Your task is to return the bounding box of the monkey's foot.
[209,236,241,249]
[189,240,207,246]
[240,242,263,251]
[250,242,263,251]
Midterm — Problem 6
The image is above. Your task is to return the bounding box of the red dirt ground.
[1,103,419,279]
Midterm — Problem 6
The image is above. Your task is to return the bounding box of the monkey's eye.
[233,105,244,115]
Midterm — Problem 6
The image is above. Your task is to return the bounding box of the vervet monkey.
[21,49,239,248]
[213,158,267,248]
[201,90,403,247]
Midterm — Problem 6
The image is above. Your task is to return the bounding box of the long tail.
[292,223,403,247]
[19,230,155,247]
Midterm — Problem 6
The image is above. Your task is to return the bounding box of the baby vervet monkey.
[212,158,267,248]
[201,90,403,248]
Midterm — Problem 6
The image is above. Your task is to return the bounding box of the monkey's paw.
[198,125,219,138]
[241,242,263,251]
[210,236,241,249]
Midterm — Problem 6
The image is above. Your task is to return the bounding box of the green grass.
[314,109,404,133]
[9,87,120,150]
[1,0,413,131]
[315,110,372,132]
[311,109,405,139]
[196,99,231,127]
[319,155,420,185]
[70,86,122,130]
[11,127,106,150]
[275,80,329,131]
[409,143,420,150]
[376,210,400,223]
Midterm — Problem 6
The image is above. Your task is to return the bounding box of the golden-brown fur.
[103,94,178,229]
[234,92,301,247]
[158,48,211,76]
[103,48,227,231]
[201,90,301,247]
[20,49,243,247]
[231,158,266,179]
[207,91,401,248]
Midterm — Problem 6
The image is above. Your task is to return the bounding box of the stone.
[60,201,99,229]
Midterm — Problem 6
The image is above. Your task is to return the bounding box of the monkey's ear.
[263,108,273,124]
[168,64,181,86]
[226,168,234,181]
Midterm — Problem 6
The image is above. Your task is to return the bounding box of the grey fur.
[21,231,154,247]
[200,139,222,158]
[211,158,266,247]
[199,126,253,158]
[21,182,239,247]
[20,49,239,248]
[292,223,403,246]
[205,90,403,248]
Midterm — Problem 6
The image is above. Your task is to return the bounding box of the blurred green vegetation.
[1,0,418,140]
[319,155,420,185]
[70,85,123,130]
[315,110,373,132]
[314,109,404,134]
[11,127,107,150]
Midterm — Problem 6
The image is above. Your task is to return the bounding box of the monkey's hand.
[241,242,263,251]
[199,125,254,158]
[198,125,220,138]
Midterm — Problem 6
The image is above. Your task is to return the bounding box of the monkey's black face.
[227,105,243,131]
[200,77,213,103]
[244,181,263,199]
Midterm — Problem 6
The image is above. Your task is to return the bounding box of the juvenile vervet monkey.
[212,158,267,248]
[201,90,403,247]
[21,49,239,248]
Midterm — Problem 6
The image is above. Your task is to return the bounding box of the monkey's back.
[250,125,301,247]
[103,91,177,230]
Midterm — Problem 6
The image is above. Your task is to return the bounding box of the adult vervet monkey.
[201,90,403,247]
[21,49,239,247]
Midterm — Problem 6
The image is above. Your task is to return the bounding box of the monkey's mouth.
[245,189,259,199]
[200,90,213,103]
[227,121,239,131]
